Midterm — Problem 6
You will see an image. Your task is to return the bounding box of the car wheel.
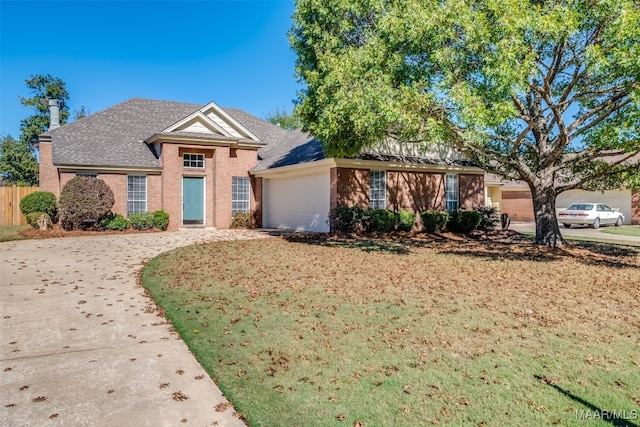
[563,223,571,229]
[592,217,600,229]
[615,216,622,227]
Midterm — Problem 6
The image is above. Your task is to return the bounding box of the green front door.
[183,177,204,225]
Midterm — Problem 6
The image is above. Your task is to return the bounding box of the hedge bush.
[20,191,58,224]
[396,210,416,232]
[420,210,449,233]
[129,212,154,230]
[59,177,115,230]
[476,206,500,231]
[25,212,52,229]
[328,206,365,233]
[99,213,130,231]
[231,212,255,229]
[152,210,170,231]
[447,210,483,234]
[368,209,397,233]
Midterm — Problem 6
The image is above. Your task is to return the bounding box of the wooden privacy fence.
[0,186,40,226]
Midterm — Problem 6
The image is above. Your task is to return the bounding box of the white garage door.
[557,189,632,225]
[263,172,330,232]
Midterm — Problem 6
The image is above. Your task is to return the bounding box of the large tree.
[290,0,640,247]
[0,135,39,186]
[19,74,70,148]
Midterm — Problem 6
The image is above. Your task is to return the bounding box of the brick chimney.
[48,99,61,130]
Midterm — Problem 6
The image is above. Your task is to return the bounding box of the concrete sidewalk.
[509,222,640,244]
[1,229,271,427]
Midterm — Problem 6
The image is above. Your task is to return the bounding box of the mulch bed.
[19,224,161,239]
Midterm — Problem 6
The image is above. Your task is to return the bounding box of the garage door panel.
[264,173,330,232]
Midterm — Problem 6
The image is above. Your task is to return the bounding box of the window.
[183,153,204,168]
[445,174,459,212]
[231,177,250,215]
[76,172,98,178]
[127,175,147,215]
[370,170,386,210]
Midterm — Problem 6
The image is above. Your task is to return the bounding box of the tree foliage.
[0,135,39,186]
[290,0,640,246]
[265,106,302,130]
[19,74,70,147]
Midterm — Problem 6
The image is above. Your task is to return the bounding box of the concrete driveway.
[1,229,271,427]
[509,222,640,244]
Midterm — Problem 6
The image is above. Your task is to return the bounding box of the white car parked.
[557,203,624,229]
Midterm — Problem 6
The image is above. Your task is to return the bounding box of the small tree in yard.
[59,177,114,230]
[290,0,640,247]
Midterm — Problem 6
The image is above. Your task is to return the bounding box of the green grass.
[0,225,29,242]
[600,226,640,237]
[142,237,640,427]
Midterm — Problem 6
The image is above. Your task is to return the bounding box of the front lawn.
[0,225,29,242]
[142,235,640,427]
[601,226,640,237]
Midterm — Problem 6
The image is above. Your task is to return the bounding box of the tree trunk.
[530,182,565,248]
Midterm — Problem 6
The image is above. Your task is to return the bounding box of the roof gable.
[163,101,260,141]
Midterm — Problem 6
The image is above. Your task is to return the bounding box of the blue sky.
[0,0,300,138]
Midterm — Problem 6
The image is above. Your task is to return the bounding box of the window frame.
[127,175,147,216]
[445,173,459,212]
[183,153,205,169]
[76,172,98,178]
[231,176,250,216]
[369,170,387,210]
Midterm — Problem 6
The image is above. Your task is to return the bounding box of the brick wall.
[386,171,445,212]
[331,168,370,209]
[632,190,640,225]
[161,143,259,230]
[501,190,535,222]
[38,142,59,196]
[459,174,485,209]
[330,168,483,215]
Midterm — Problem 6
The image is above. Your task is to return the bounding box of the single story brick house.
[39,97,486,232]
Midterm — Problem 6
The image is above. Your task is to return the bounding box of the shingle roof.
[44,98,203,168]
[42,97,288,169]
[252,130,325,171]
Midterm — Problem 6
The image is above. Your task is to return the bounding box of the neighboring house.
[485,174,640,225]
[39,97,486,232]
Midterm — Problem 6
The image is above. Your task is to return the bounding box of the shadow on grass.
[535,375,639,427]
[277,231,639,269]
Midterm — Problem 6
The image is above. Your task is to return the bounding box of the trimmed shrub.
[25,212,52,229]
[328,206,365,233]
[420,210,449,233]
[447,210,483,234]
[396,210,416,232]
[59,177,115,230]
[129,212,154,230]
[231,212,256,229]
[152,210,170,231]
[368,209,397,233]
[476,206,500,231]
[20,191,58,223]
[99,213,130,231]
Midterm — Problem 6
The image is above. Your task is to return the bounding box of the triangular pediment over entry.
[163,101,261,141]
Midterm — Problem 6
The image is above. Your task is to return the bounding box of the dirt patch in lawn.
[142,235,640,427]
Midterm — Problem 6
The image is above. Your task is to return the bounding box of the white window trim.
[231,176,251,216]
[127,175,147,216]
[183,153,205,169]
[369,170,386,210]
[445,173,459,212]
